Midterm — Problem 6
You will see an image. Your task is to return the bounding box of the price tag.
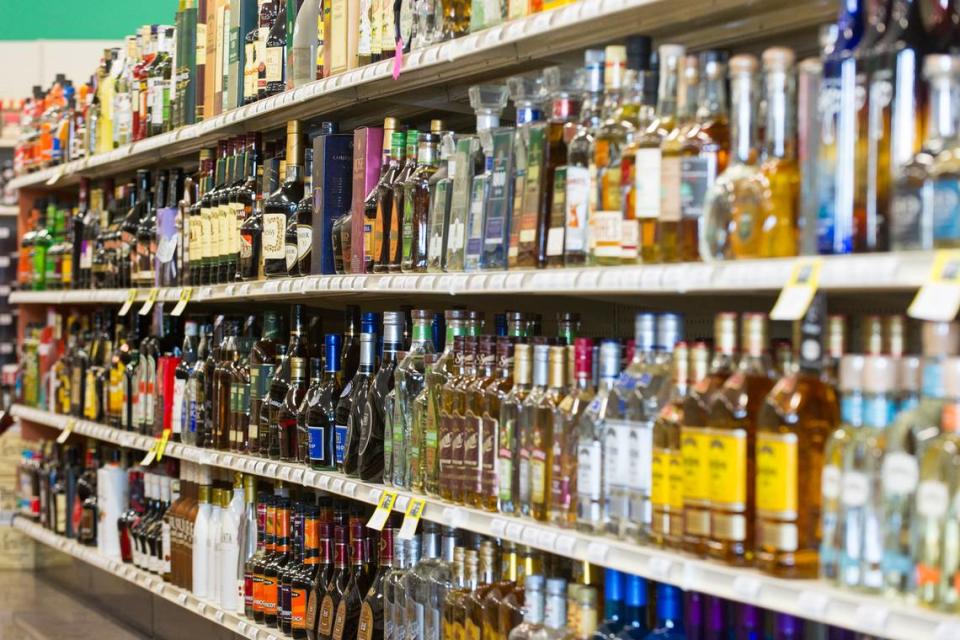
[177,592,189,604]
[555,536,576,556]
[522,527,540,546]
[215,610,225,623]
[118,289,138,316]
[648,557,673,580]
[854,604,888,634]
[344,482,357,497]
[318,475,331,489]
[140,440,159,466]
[505,523,523,540]
[155,430,171,461]
[770,258,822,321]
[331,478,344,493]
[797,590,829,618]
[170,287,193,316]
[731,575,762,600]
[139,288,160,315]
[909,250,960,321]
[56,419,76,444]
[290,468,304,483]
[279,466,292,480]
[398,498,426,540]
[536,530,556,549]
[586,541,609,564]
[366,491,397,531]
[265,463,278,476]
[303,470,319,486]
[490,518,507,537]
[237,621,247,634]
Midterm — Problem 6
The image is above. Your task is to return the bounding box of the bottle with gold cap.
[517,344,551,517]
[705,312,777,565]
[466,540,498,639]
[822,314,847,385]
[681,312,737,556]
[372,118,402,273]
[264,120,306,278]
[526,345,567,521]
[499,342,533,514]
[550,338,594,527]
[755,293,839,578]
[402,123,443,272]
[387,129,420,272]
[882,320,960,596]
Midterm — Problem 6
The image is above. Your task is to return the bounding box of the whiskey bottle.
[358,526,394,640]
[239,133,264,280]
[706,313,776,565]
[755,293,839,578]
[682,313,737,555]
[576,339,621,533]
[439,336,467,501]
[306,521,334,638]
[305,335,343,470]
[358,311,404,481]
[330,521,368,640]
[264,121,306,277]
[373,125,403,273]
[317,523,351,640]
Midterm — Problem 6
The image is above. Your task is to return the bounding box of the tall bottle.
[358,526,394,640]
[373,125,404,273]
[342,313,379,476]
[388,130,419,272]
[394,310,436,488]
[549,338,593,526]
[402,132,441,273]
[307,335,344,470]
[358,312,404,481]
[264,121,305,277]
[526,346,567,521]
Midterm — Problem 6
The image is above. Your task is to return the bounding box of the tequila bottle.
[576,339,621,534]
[402,133,441,273]
[383,535,408,640]
[681,51,730,262]
[394,310,436,488]
[425,310,467,495]
[507,74,545,269]
[462,336,497,507]
[541,66,581,269]
[820,354,864,583]
[912,357,960,608]
[500,343,533,515]
[659,55,699,262]
[590,45,633,265]
[682,313,737,556]
[549,338,593,527]
[892,55,960,249]
[403,526,439,640]
[462,85,509,272]
[706,313,776,565]
[882,321,959,595]
[755,294,839,578]
[426,133,456,272]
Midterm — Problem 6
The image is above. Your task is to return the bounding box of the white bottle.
[207,479,224,604]
[192,466,213,598]
[219,475,244,611]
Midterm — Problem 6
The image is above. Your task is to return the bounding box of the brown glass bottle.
[475,337,515,512]
[213,321,240,450]
[264,122,305,278]
[365,118,399,273]
[481,541,516,640]
[229,329,253,452]
[317,524,349,640]
[439,336,467,502]
[248,311,282,455]
[462,336,497,508]
[306,521,334,640]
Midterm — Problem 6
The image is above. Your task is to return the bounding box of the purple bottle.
[683,591,703,640]
[734,605,762,640]
[774,613,802,640]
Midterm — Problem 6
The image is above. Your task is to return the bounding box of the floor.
[0,569,148,640]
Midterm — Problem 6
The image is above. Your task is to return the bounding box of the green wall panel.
[0,0,179,40]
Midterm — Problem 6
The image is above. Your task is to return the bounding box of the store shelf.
[12,517,286,640]
[0,138,16,149]
[13,403,960,640]
[5,252,935,306]
[6,0,832,192]
[0,206,17,217]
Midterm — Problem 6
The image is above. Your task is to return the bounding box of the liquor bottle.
[817,0,862,255]
[357,311,404,481]
[388,130,419,272]
[547,338,592,526]
[327,521,365,639]
[357,526,394,640]
[213,321,240,450]
[170,321,198,442]
[238,134,263,280]
[616,575,649,639]
[269,304,307,460]
[821,354,865,583]
[279,339,309,462]
[527,346,567,521]
[253,492,276,623]
[706,313,776,565]
[306,521,334,639]
[459,335,495,506]
[758,47,800,258]
[425,132,456,273]
[507,573,545,639]
[381,533,406,640]
[393,310,436,488]
[701,54,763,260]
[304,335,343,470]
[425,527,460,640]
[881,320,959,595]
[499,546,542,637]
[755,294,839,578]
[496,342,532,514]
[912,356,960,608]
[590,45,632,265]
[425,311,467,495]
[239,476,259,616]
[263,343,291,459]
[230,321,254,452]
[248,310,282,455]
[193,467,213,597]
[682,313,737,555]
[595,568,625,637]
[506,73,545,269]
[679,51,730,262]
[401,132,441,272]
[439,336,469,502]
[218,474,244,611]
[342,313,379,476]
[290,504,317,637]
[265,490,292,626]
[645,584,685,639]
[373,125,403,273]
[264,121,306,277]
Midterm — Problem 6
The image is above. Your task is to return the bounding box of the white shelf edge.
[12,517,282,640]
[5,253,935,306]
[14,403,960,640]
[0,206,17,217]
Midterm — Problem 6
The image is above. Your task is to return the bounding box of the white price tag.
[178,592,189,604]
[344,482,357,497]
[279,466,292,480]
[522,527,539,546]
[555,536,576,556]
[265,463,279,476]
[586,541,609,564]
[394,496,409,512]
[215,610,225,623]
[318,475,331,489]
[304,471,319,486]
[648,557,673,580]
[732,575,762,600]
[331,478,344,493]
[536,530,556,550]
[854,604,888,634]
[490,518,507,537]
[441,507,463,526]
[291,468,304,483]
[797,590,829,618]
[505,523,523,540]
[255,461,267,474]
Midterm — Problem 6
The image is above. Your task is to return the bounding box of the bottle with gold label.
[518,344,551,517]
[357,526,393,640]
[706,313,776,565]
[681,313,737,555]
[481,541,518,640]
[912,355,960,609]
[465,541,498,640]
[462,336,497,507]
[550,338,593,527]
[499,343,533,515]
[439,336,467,502]
[264,121,305,278]
[528,346,567,522]
[755,293,839,578]
[426,311,467,496]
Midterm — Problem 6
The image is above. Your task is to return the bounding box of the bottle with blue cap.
[592,568,625,638]
[642,583,684,639]
[615,575,649,638]
[340,312,379,476]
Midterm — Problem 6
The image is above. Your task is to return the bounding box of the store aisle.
[0,570,147,640]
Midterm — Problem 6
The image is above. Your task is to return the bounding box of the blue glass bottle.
[816,0,863,255]
[642,584,685,640]
[615,575,649,638]
[593,569,625,638]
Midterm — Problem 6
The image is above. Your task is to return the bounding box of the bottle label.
[841,470,869,507]
[291,587,307,630]
[755,431,798,517]
[332,599,348,640]
[821,464,841,500]
[306,591,319,632]
[261,576,278,615]
[172,378,186,435]
[917,480,949,518]
[531,448,547,505]
[262,213,286,259]
[577,440,602,510]
[308,424,326,463]
[465,177,486,264]
[707,429,747,509]
[334,424,348,464]
[680,426,711,505]
[933,178,960,243]
[635,148,662,220]
[358,601,375,640]
[318,594,335,635]
[660,155,682,222]
[651,448,683,510]
[265,46,284,83]
[881,452,919,496]
[591,210,621,258]
[680,154,717,219]
[564,165,590,253]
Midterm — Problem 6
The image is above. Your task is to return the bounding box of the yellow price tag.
[770,258,822,321]
[56,419,77,444]
[366,491,397,531]
[398,498,426,540]
[909,250,960,321]
[139,288,160,316]
[155,431,171,461]
[170,287,193,317]
[140,440,159,466]
[118,289,138,316]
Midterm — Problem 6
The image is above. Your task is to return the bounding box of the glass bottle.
[238,134,264,281]
[373,126,404,273]
[358,526,394,640]
[506,73,545,269]
[389,130,420,272]
[383,534,407,640]
[358,312,404,481]
[507,574,544,639]
[682,313,737,556]
[755,294,839,578]
[247,311,282,456]
[264,344,291,460]
[394,310,436,488]
[680,51,730,262]
[659,55,699,262]
[279,344,308,462]
[404,522,442,640]
[528,346,567,521]
[706,313,776,565]
[342,313,379,476]
[576,339,621,534]
[264,121,306,278]
[498,343,533,514]
[425,311,467,496]
[317,524,350,640]
[402,132,441,273]
[307,335,344,471]
[758,47,800,258]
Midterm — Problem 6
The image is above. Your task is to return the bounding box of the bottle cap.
[898,356,921,393]
[658,43,686,66]
[574,338,594,376]
[634,313,656,351]
[924,53,957,79]
[715,312,738,354]
[761,46,795,71]
[656,313,683,351]
[624,575,647,606]
[741,312,767,357]
[599,339,622,379]
[838,355,865,392]
[827,315,846,358]
[603,568,623,600]
[728,53,758,75]
[863,355,895,394]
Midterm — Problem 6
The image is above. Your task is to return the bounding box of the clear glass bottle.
[541,66,582,269]
[507,73,545,269]
[402,133,441,273]
[549,338,593,527]
[507,574,545,640]
[499,343,533,515]
[393,310,436,488]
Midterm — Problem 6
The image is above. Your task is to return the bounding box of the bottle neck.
[729,71,756,164]
[927,73,956,147]
[698,70,727,120]
[358,335,376,374]
[764,67,795,160]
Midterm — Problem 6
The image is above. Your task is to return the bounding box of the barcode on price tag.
[398,498,426,540]
[366,491,397,531]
